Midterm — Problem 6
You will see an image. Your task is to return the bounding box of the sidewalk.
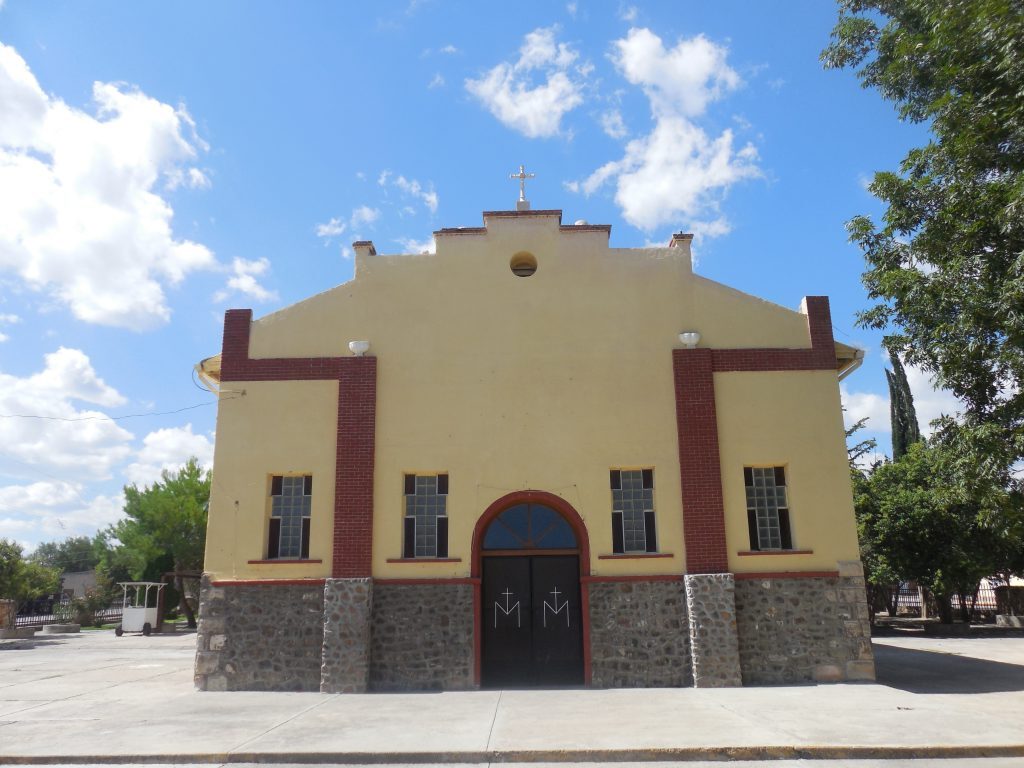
[1,629,1023,764]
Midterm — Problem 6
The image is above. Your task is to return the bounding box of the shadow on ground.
[875,643,1024,694]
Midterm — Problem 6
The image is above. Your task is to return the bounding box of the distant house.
[60,570,97,599]
[194,200,874,692]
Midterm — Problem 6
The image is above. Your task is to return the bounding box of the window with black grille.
[268,475,311,559]
[403,473,448,558]
[610,468,657,554]
[744,466,793,550]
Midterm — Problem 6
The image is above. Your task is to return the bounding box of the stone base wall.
[321,578,373,693]
[684,573,743,687]
[194,576,324,691]
[369,583,474,691]
[588,580,692,687]
[734,561,875,684]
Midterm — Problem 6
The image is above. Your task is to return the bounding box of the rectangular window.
[744,466,793,551]
[268,475,312,559]
[403,474,448,558]
[610,468,657,554]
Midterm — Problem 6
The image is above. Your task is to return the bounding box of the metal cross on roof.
[509,164,535,209]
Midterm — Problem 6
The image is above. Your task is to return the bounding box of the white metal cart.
[115,581,165,636]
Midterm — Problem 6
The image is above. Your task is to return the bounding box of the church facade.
[194,205,874,692]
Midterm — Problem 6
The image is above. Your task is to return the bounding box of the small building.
[194,199,874,692]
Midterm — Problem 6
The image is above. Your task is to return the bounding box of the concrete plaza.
[1,628,1023,764]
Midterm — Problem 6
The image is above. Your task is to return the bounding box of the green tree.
[885,352,921,459]
[822,0,1024,474]
[106,458,210,627]
[859,442,1006,622]
[30,535,101,573]
[0,539,60,603]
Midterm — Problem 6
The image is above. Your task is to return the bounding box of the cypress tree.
[885,351,922,459]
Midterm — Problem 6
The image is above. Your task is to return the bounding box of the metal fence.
[893,580,1000,616]
[15,605,122,629]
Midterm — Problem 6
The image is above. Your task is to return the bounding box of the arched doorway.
[472,491,591,688]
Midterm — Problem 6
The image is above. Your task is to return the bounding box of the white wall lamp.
[348,340,370,357]
[678,331,701,349]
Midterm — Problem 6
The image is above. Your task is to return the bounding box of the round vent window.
[510,252,537,277]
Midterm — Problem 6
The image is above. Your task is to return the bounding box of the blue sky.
[0,1,959,550]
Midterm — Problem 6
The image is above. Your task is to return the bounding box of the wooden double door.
[481,555,583,687]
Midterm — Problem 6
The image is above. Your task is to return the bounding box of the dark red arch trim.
[470,490,592,686]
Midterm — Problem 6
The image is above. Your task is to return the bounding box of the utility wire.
[0,396,239,423]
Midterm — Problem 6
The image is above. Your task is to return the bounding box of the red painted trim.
[246,559,323,564]
[734,571,839,580]
[470,491,592,578]
[210,578,327,587]
[470,490,593,687]
[737,550,813,557]
[582,574,684,584]
[472,580,482,685]
[385,558,463,563]
[374,577,479,586]
[673,348,730,573]
[597,552,674,560]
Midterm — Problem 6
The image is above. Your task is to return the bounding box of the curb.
[3,745,1024,764]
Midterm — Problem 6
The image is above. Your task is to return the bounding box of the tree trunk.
[175,571,197,628]
[935,592,955,624]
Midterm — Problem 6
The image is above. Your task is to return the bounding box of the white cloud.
[440,44,458,54]
[465,26,585,138]
[351,205,380,228]
[0,332,7,343]
[841,384,890,433]
[568,29,759,234]
[566,2,577,17]
[620,5,638,21]
[166,165,211,191]
[213,257,277,303]
[0,313,20,323]
[123,423,213,487]
[600,109,628,139]
[428,73,445,89]
[0,485,125,545]
[397,236,436,254]
[0,348,133,478]
[0,43,216,329]
[613,28,739,118]
[378,172,439,213]
[315,217,346,238]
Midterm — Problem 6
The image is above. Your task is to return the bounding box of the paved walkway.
[1,629,1023,764]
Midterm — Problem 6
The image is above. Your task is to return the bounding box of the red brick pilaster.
[673,348,729,574]
[333,357,377,578]
[220,309,253,381]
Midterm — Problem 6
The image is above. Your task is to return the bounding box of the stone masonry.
[588,580,692,687]
[683,573,743,687]
[194,576,324,691]
[320,578,373,693]
[734,561,875,684]
[369,583,474,691]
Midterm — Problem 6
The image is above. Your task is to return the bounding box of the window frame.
[610,467,658,555]
[267,474,312,560]
[402,473,449,559]
[743,465,793,551]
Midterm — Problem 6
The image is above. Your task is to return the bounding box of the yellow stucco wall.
[714,371,860,573]
[203,211,860,581]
